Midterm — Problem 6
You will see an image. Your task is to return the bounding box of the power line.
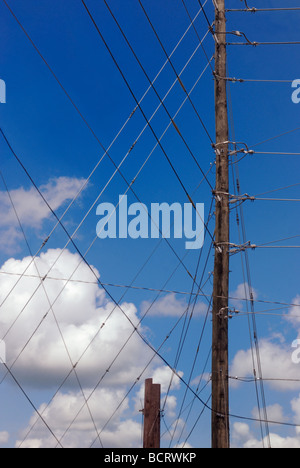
[35,193,216,446]
[226,7,300,13]
[102,0,214,188]
[230,194,300,203]
[255,183,300,198]
[163,237,214,446]
[1,270,299,311]
[250,127,300,149]
[180,0,214,73]
[228,41,300,46]
[0,68,216,342]
[229,376,300,384]
[227,71,271,447]
[1,147,216,447]
[0,128,214,388]
[3,0,300,447]
[136,0,215,147]
[80,0,214,230]
[214,75,294,83]
[1,128,213,437]
[3,363,64,448]
[0,169,103,445]
[253,151,300,156]
[2,0,214,256]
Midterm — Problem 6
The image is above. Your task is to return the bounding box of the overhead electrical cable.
[0,169,103,446]
[227,75,271,447]
[81,0,215,211]
[102,0,214,187]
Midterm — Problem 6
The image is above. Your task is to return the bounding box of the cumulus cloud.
[232,422,253,447]
[230,282,258,310]
[233,422,300,449]
[286,295,300,326]
[0,177,87,253]
[0,249,154,388]
[0,431,9,445]
[230,336,300,391]
[134,366,183,418]
[141,293,207,318]
[232,402,300,449]
[229,284,300,448]
[16,388,142,448]
[0,249,183,447]
[252,404,288,427]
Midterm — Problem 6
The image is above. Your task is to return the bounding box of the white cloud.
[232,422,254,447]
[230,336,300,391]
[230,282,258,310]
[133,366,183,418]
[287,295,300,326]
[0,249,183,448]
[16,388,142,448]
[290,394,300,434]
[230,287,300,448]
[152,366,183,393]
[252,404,287,427]
[232,418,300,449]
[245,432,300,449]
[0,431,9,444]
[0,177,87,253]
[141,293,207,318]
[190,373,210,388]
[0,249,155,388]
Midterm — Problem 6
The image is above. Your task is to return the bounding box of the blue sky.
[0,0,300,449]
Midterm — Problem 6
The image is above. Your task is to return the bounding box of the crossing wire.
[3,363,64,448]
[137,0,214,145]
[227,8,300,13]
[181,0,214,73]
[2,127,216,446]
[2,58,216,344]
[0,21,214,324]
[0,129,213,448]
[80,0,215,247]
[2,0,300,448]
[81,0,215,203]
[0,169,103,446]
[0,41,216,395]
[0,40,215,335]
[51,204,216,446]
[1,0,211,257]
[1,11,216,442]
[227,75,271,447]
[102,0,214,187]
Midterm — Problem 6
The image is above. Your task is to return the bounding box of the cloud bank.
[0,249,184,448]
[0,177,87,253]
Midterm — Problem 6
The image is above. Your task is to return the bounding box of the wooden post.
[143,378,161,449]
[211,0,230,449]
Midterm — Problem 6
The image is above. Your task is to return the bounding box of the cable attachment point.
[213,242,224,254]
[229,241,257,255]
[229,193,256,204]
[217,307,240,319]
[41,236,50,248]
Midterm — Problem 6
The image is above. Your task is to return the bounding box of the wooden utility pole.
[211,0,230,449]
[143,379,161,449]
